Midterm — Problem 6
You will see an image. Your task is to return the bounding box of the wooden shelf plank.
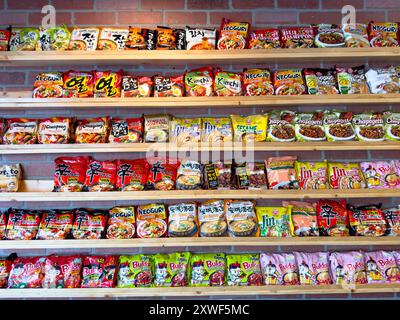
[1,48,400,67]
[0,284,399,299]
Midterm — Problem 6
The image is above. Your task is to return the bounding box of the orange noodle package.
[154,75,185,97]
[293,252,332,285]
[32,72,64,98]
[8,256,46,288]
[364,251,400,284]
[260,253,299,286]
[84,159,117,192]
[328,162,366,189]
[156,26,185,50]
[368,22,399,47]
[94,70,122,98]
[63,70,94,98]
[53,156,89,192]
[107,206,136,239]
[273,69,306,95]
[316,199,349,236]
[36,209,74,240]
[214,69,242,96]
[42,255,83,288]
[81,256,118,288]
[329,251,367,285]
[72,208,107,239]
[5,208,41,240]
[3,118,38,145]
[265,156,299,189]
[136,203,167,238]
[116,159,149,191]
[109,118,143,143]
[38,117,73,144]
[282,201,319,236]
[146,157,180,190]
[243,68,274,96]
[248,28,280,49]
[184,66,214,96]
[347,204,387,236]
[75,117,110,144]
[126,27,157,50]
[121,76,153,97]
[217,18,250,50]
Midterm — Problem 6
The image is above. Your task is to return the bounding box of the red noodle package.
[72,208,107,239]
[85,159,117,192]
[153,75,185,97]
[329,251,368,285]
[81,256,118,288]
[217,18,250,50]
[38,117,73,144]
[368,22,399,47]
[94,70,123,98]
[146,157,180,190]
[5,208,41,240]
[106,206,136,239]
[42,255,83,288]
[248,29,280,49]
[316,200,349,236]
[63,70,94,98]
[347,204,387,236]
[116,159,150,191]
[364,251,400,284]
[0,212,6,240]
[293,252,332,285]
[109,118,143,143]
[0,257,11,288]
[260,253,299,285]
[121,75,153,97]
[8,256,46,288]
[36,209,74,240]
[54,156,89,192]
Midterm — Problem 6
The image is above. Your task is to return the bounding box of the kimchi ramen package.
[248,28,280,49]
[384,206,400,236]
[304,68,339,95]
[0,257,11,288]
[38,117,73,144]
[324,111,355,141]
[156,26,185,50]
[144,114,170,143]
[282,201,319,237]
[273,69,306,95]
[154,75,185,97]
[5,208,41,240]
[68,27,99,51]
[121,75,153,97]
[368,22,399,47]
[190,253,226,287]
[146,158,179,190]
[94,70,122,98]
[342,23,370,47]
[81,255,118,288]
[3,118,38,145]
[97,27,129,50]
[294,252,332,285]
[383,111,400,141]
[0,164,22,192]
[118,254,153,288]
[217,18,250,50]
[9,27,40,51]
[214,69,242,96]
[364,251,400,284]
[313,24,345,48]
[63,70,94,98]
[168,202,199,237]
[116,159,149,191]
[198,200,227,237]
[230,114,268,142]
[243,68,274,96]
[336,65,370,94]
[347,204,387,236]
[136,204,167,238]
[8,256,46,288]
[84,159,116,192]
[316,199,349,236]
[109,118,143,143]
[72,208,107,239]
[186,27,216,50]
[256,206,292,237]
[260,253,299,286]
[226,254,263,286]
[295,111,326,142]
[42,255,83,288]
[39,25,71,51]
[126,27,157,50]
[170,118,201,146]
[365,67,400,94]
[329,251,368,285]
[360,160,400,189]
[328,162,366,189]
[153,252,191,287]
[184,66,214,96]
[33,72,64,98]
[296,161,328,190]
[267,110,296,142]
[201,117,232,143]
[352,112,384,141]
[225,200,258,237]
[265,156,299,189]
[36,209,74,240]
[280,26,315,48]
[53,156,89,192]
[75,117,110,144]
[107,206,136,239]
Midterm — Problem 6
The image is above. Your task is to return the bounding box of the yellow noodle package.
[230,114,268,142]
[169,118,201,146]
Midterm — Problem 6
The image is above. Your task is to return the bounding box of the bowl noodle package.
[273,69,306,95]
[146,157,180,190]
[121,75,153,97]
[53,156,89,192]
[168,202,199,237]
[266,110,296,142]
[225,200,258,237]
[347,204,387,236]
[296,161,328,190]
[313,24,345,48]
[383,206,400,236]
[324,111,355,141]
[0,212,6,240]
[364,251,400,284]
[189,253,226,287]
[0,26,10,51]
[106,206,136,239]
[84,159,117,192]
[32,72,64,98]
[0,164,22,192]
[294,112,326,142]
[198,200,227,237]
[368,22,399,47]
[39,25,71,51]
[365,67,399,94]
[184,66,214,96]
[304,68,339,95]
[185,27,216,50]
[153,75,185,97]
[38,117,73,144]
[68,27,99,51]
[169,118,201,146]
[9,27,41,51]
[63,70,94,98]
[280,26,315,48]
[203,161,233,190]
[116,159,149,191]
[360,160,400,189]
[230,114,267,142]
[3,118,38,145]
[117,254,153,288]
[217,18,250,50]
[8,256,46,288]
[153,252,191,287]
[336,65,370,94]
[282,201,319,237]
[136,204,167,238]
[316,199,349,236]
[109,117,143,143]
[144,114,170,143]
[176,160,203,190]
[328,162,366,189]
[256,206,292,237]
[260,253,299,285]
[352,112,384,141]
[214,69,242,96]
[383,111,400,141]
[248,28,280,49]
[265,156,299,189]
[156,26,185,50]
[97,27,129,50]
[226,254,263,286]
[126,27,157,50]
[72,208,107,239]
[243,68,274,96]
[0,256,11,288]
[75,117,110,144]
[42,255,83,288]
[81,256,118,288]
[293,252,332,285]
[329,251,368,285]
[342,23,370,47]
[201,117,232,143]
[94,70,122,98]
[36,209,73,240]
[5,208,41,240]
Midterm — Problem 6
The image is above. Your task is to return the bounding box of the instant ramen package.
[117,255,153,288]
[36,209,73,240]
[368,22,399,47]
[198,200,227,237]
[126,27,157,50]
[136,204,168,238]
[94,70,123,98]
[169,118,201,146]
[5,208,41,240]
[81,256,118,288]
[383,111,400,141]
[39,25,71,51]
[201,117,232,143]
[3,118,38,145]
[156,26,185,50]
[75,117,110,144]
[260,253,299,285]
[109,118,143,143]
[116,159,149,191]
[97,27,129,50]
[42,255,83,288]
[313,24,345,48]
[347,204,387,236]
[294,112,326,142]
[144,114,170,143]
[230,114,267,142]
[248,29,280,49]
[53,156,89,192]
[304,68,339,95]
[33,72,64,98]
[336,65,370,94]
[146,157,179,190]
[184,66,214,96]
[0,26,10,51]
[71,208,107,239]
[225,200,258,237]
[266,110,296,142]
[106,206,136,239]
[8,256,46,288]
[63,70,94,98]
[84,159,117,192]
[265,156,299,189]
[293,252,332,285]
[365,67,399,94]
[352,112,384,142]
[0,164,22,192]
[203,161,233,190]
[153,75,185,97]
[176,160,203,190]
[360,160,400,189]
[68,27,99,51]
[226,254,263,286]
[153,252,191,287]
[214,69,242,96]
[282,201,319,237]
[189,253,226,287]
[121,75,153,97]
[384,206,400,236]
[256,206,292,237]
[342,23,370,48]
[0,257,11,288]
[328,162,366,189]
[243,68,274,96]
[38,117,73,144]
[316,199,349,236]
[323,111,355,141]
[9,27,40,51]
[280,26,315,48]
[0,212,6,240]
[168,202,199,237]
[234,162,267,190]
[185,27,216,50]
[217,18,250,50]
[364,251,400,284]
[329,251,368,285]
[273,69,306,95]
[296,161,328,190]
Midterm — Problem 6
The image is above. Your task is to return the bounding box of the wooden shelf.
[1,141,400,154]
[1,48,400,67]
[0,94,400,110]
[1,284,399,299]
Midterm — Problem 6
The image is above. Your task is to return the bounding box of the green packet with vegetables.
[40,25,71,51]
[9,27,41,51]
[383,111,400,141]
[117,254,153,288]
[226,254,263,286]
[189,253,226,286]
[153,252,191,287]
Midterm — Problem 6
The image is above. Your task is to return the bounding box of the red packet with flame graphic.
[94,70,123,97]
[81,256,118,288]
[63,70,94,98]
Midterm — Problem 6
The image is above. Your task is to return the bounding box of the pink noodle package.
[393,251,400,267]
[329,251,367,285]
[360,160,400,189]
[364,250,400,284]
[293,252,332,285]
[260,253,299,285]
